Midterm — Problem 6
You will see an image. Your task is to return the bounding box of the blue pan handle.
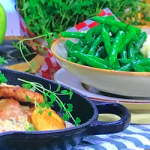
[89,101,131,135]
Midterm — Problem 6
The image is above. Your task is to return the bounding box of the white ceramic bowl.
[51,38,150,98]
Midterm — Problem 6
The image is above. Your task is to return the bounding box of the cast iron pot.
[0,68,131,150]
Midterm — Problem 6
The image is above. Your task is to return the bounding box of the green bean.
[101,25,111,55]
[132,64,147,72]
[117,63,132,71]
[88,34,102,55]
[109,31,125,67]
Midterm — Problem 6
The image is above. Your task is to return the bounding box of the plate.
[54,68,150,112]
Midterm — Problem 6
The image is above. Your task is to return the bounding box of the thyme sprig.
[18,78,81,126]
[13,33,53,74]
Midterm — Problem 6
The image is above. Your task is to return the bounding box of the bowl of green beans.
[51,16,150,98]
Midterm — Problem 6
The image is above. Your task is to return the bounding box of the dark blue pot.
[0,68,131,150]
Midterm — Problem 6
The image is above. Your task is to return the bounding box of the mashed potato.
[0,116,27,132]
[140,34,150,58]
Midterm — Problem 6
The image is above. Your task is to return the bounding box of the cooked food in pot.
[0,83,70,132]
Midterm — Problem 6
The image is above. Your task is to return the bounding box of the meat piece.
[31,107,66,131]
[0,86,44,104]
[0,99,34,121]
[0,99,26,120]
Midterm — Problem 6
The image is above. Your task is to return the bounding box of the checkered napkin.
[19,8,115,80]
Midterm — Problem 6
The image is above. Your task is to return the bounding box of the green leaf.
[39,101,46,108]
[26,123,35,131]
[22,45,31,54]
[75,117,81,126]
[41,0,46,4]
[24,2,29,9]
[26,95,31,102]
[55,84,61,92]
[27,126,35,131]
[49,92,56,106]
[45,104,50,109]
[69,88,73,99]
[38,109,43,115]
[50,92,56,101]
[22,83,32,89]
[48,1,53,6]
[3,60,8,64]
[69,91,73,100]
[48,111,51,116]
[61,90,69,95]
[101,0,107,3]
[24,17,31,25]
[0,56,8,65]
[0,72,7,84]
[13,42,19,49]
[63,113,70,121]
[29,0,39,7]
[64,104,73,112]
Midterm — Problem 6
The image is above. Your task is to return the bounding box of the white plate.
[54,68,150,112]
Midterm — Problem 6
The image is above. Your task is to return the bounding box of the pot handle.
[89,101,131,135]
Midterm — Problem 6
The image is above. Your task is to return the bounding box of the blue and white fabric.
[74,125,150,150]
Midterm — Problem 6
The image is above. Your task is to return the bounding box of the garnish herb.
[0,56,8,65]
[0,71,7,84]
[19,78,81,126]
[26,95,31,102]
[12,35,51,74]
[0,56,8,83]
[25,118,35,131]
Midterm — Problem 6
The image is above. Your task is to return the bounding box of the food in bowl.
[60,16,150,72]
[140,34,150,58]
[0,77,78,132]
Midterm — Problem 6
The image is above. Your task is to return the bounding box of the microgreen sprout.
[0,56,8,65]
[25,118,35,131]
[18,78,81,126]
[0,71,7,84]
[12,33,52,74]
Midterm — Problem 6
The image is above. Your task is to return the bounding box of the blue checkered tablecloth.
[74,125,150,150]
